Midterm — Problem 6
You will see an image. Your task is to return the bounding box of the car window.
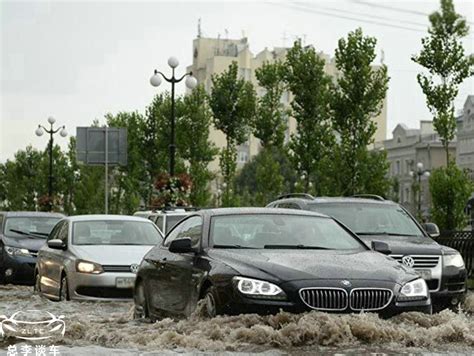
[309,203,424,237]
[164,216,202,248]
[4,216,62,239]
[165,215,188,234]
[72,220,161,245]
[210,214,364,250]
[156,216,164,231]
[58,222,68,244]
[48,221,64,241]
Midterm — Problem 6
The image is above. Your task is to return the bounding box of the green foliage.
[331,28,390,196]
[209,62,256,146]
[412,0,474,162]
[254,61,288,148]
[209,62,257,206]
[236,147,296,206]
[429,162,473,231]
[178,85,218,206]
[106,112,147,214]
[283,40,334,195]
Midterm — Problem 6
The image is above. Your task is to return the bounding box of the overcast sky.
[1,0,473,162]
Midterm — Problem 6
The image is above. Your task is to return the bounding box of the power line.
[352,0,474,26]
[294,1,429,30]
[268,1,473,40]
[269,2,426,33]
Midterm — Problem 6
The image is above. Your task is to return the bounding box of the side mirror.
[422,223,440,238]
[47,239,66,250]
[371,240,391,255]
[169,237,194,253]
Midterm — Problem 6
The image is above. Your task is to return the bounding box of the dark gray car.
[267,194,467,311]
[0,211,64,285]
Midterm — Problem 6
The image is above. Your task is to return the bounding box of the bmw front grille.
[299,288,393,311]
[350,288,393,311]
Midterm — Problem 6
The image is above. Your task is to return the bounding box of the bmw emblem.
[130,264,139,273]
[401,255,415,268]
[341,280,351,287]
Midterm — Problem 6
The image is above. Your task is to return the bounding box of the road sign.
[76,127,127,166]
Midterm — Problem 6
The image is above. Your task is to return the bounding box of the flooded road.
[1,285,473,355]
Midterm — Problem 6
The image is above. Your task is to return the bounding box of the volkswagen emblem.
[401,255,415,268]
[340,280,351,287]
[130,264,139,273]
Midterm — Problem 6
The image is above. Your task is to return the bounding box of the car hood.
[208,249,417,285]
[1,236,46,252]
[70,245,155,265]
[357,235,442,255]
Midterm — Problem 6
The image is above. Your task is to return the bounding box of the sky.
[1,0,473,163]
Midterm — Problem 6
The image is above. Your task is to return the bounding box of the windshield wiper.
[213,244,257,249]
[263,244,330,250]
[9,229,45,239]
[356,232,419,237]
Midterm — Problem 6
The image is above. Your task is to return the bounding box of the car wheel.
[34,272,41,293]
[203,286,223,318]
[60,275,69,301]
[133,282,150,321]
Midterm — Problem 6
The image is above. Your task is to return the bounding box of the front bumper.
[1,251,36,285]
[215,279,432,317]
[431,266,467,307]
[68,271,136,301]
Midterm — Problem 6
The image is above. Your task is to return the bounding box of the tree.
[412,0,474,163]
[0,146,43,210]
[106,112,147,214]
[331,28,390,196]
[254,61,288,148]
[283,40,334,195]
[250,61,289,205]
[143,93,186,205]
[236,147,296,206]
[429,162,473,231]
[209,62,256,206]
[178,85,218,206]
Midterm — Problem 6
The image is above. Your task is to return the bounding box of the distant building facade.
[376,121,455,218]
[186,35,388,184]
[456,95,474,174]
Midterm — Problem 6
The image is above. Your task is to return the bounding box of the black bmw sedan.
[133,208,432,320]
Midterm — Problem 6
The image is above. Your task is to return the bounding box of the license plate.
[115,277,135,289]
[415,269,432,280]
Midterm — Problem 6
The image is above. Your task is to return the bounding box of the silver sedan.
[35,215,162,301]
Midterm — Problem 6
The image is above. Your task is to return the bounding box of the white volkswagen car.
[34,215,162,301]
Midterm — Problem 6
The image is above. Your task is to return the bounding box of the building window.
[405,187,410,203]
[396,160,400,175]
[238,151,248,163]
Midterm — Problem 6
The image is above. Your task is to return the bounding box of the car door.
[38,221,64,296]
[145,216,203,316]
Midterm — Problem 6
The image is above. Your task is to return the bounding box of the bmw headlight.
[398,278,428,301]
[233,276,286,300]
[76,260,103,274]
[5,246,31,257]
[443,253,465,268]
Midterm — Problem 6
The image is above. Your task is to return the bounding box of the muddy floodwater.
[1,285,473,355]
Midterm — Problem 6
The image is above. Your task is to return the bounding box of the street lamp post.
[410,162,431,219]
[35,116,67,211]
[150,57,197,176]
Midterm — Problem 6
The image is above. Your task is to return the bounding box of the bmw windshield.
[210,214,366,250]
[308,203,424,237]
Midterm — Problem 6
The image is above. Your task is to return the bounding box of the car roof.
[0,211,65,218]
[308,197,397,205]
[65,215,154,222]
[199,207,329,218]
